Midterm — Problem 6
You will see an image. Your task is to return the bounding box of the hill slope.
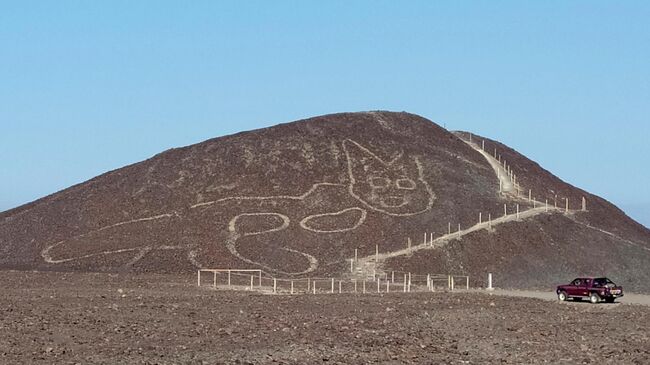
[1,112,649,291]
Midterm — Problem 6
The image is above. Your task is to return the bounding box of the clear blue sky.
[1,1,649,228]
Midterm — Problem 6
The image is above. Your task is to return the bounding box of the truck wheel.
[589,292,600,304]
[558,291,567,301]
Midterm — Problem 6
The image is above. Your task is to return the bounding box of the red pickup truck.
[556,277,623,304]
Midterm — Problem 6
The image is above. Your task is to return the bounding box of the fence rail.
[197,269,470,295]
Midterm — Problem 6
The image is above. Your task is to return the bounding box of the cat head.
[343,139,435,216]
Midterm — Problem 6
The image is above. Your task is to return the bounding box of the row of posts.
[266,274,469,294]
[472,133,520,195]
[469,133,587,212]
[349,195,586,274]
[202,272,470,294]
[201,270,501,294]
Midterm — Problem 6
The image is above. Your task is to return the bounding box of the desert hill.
[1,111,649,291]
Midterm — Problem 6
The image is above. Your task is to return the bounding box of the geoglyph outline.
[40,139,436,274]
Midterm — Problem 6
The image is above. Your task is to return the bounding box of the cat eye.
[396,178,416,190]
[369,177,390,188]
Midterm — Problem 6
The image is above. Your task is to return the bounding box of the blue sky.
[1,1,649,227]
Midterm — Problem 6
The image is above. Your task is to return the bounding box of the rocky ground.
[1,271,649,364]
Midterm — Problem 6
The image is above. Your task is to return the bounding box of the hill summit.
[1,111,649,291]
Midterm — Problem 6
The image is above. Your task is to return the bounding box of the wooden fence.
[198,269,470,295]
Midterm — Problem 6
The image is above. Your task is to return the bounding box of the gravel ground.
[1,271,649,364]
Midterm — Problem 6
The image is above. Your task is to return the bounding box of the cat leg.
[227,212,318,275]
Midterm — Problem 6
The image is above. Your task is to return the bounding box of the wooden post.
[403,274,407,292]
[259,271,262,287]
[423,232,427,245]
[429,232,434,246]
[582,196,586,211]
[504,204,507,217]
[391,271,395,283]
[213,271,217,288]
[482,140,485,150]
[290,280,294,294]
[529,189,532,202]
[362,280,366,294]
[488,273,493,290]
[331,278,335,294]
[494,147,497,158]
[545,199,548,212]
[427,274,431,290]
[350,259,354,273]
[307,278,310,292]
[499,180,502,193]
[565,198,569,213]
[250,275,254,291]
[447,275,451,290]
[377,278,381,293]
[197,270,201,287]
[488,213,492,229]
[354,248,358,262]
[313,281,316,294]
[516,204,520,220]
[448,222,451,235]
[339,280,342,294]
[451,276,455,291]
[479,212,482,224]
[375,244,379,263]
[408,273,412,292]
[466,276,469,290]
[273,278,277,294]
[354,279,358,293]
[386,280,390,293]
[228,270,231,287]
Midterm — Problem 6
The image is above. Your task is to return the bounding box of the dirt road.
[481,288,650,306]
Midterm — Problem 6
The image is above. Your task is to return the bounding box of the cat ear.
[343,140,383,181]
[396,155,422,177]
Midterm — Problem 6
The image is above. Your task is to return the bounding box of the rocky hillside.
[1,111,649,291]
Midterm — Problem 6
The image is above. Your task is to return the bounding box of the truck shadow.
[563,299,621,306]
